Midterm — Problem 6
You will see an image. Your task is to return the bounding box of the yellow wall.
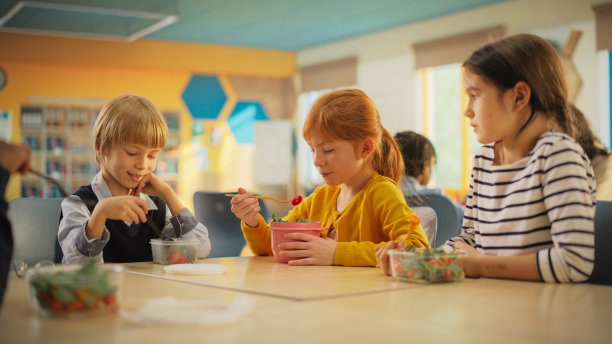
[0,32,296,206]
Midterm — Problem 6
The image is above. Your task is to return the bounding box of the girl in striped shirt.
[449,34,595,283]
[378,34,596,283]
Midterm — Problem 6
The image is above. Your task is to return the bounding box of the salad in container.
[389,246,468,283]
[26,260,124,317]
[150,238,199,264]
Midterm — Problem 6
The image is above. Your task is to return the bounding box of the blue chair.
[7,198,64,265]
[193,191,269,258]
[406,193,462,247]
[589,201,612,285]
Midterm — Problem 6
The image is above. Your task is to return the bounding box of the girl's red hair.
[302,89,404,182]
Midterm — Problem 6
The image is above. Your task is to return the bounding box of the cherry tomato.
[66,300,85,312]
[406,269,417,279]
[102,294,118,310]
[427,258,443,266]
[292,195,303,206]
[442,270,454,280]
[393,259,404,275]
[45,295,64,312]
[442,258,453,266]
[168,252,187,264]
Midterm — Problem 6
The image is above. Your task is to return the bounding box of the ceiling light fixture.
[0,1,178,42]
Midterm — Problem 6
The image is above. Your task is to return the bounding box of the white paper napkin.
[120,295,255,326]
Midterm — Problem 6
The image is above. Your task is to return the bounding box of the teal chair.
[589,201,612,285]
[7,198,64,265]
[193,191,269,258]
[406,193,462,247]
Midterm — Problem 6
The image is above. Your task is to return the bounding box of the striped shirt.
[446,131,596,283]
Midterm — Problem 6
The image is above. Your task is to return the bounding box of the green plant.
[270,213,311,223]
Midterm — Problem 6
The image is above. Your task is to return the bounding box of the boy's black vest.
[62,185,167,263]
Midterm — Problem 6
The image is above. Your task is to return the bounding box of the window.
[420,64,477,200]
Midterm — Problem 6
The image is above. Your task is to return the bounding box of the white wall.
[297,0,609,138]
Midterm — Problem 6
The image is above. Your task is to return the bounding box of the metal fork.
[29,168,69,198]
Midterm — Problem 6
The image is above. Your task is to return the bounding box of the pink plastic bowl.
[270,222,325,263]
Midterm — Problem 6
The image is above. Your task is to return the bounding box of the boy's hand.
[229,187,262,228]
[133,173,171,198]
[279,234,337,266]
[133,173,184,216]
[97,195,148,224]
[0,141,31,175]
[86,195,148,240]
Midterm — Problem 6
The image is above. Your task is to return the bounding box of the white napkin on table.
[120,294,255,326]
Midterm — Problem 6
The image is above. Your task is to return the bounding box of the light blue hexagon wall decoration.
[227,101,268,144]
[182,75,227,119]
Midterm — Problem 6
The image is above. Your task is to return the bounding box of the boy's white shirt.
[58,172,211,263]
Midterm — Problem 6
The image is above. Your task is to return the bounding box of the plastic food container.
[26,261,124,317]
[150,238,199,264]
[270,221,325,263]
[389,247,468,283]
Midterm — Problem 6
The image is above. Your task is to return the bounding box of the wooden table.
[125,256,417,300]
[1,256,611,344]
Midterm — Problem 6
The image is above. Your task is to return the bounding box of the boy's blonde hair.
[93,94,168,165]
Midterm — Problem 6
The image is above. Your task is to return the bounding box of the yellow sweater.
[241,172,430,266]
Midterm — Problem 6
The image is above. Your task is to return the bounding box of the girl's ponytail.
[372,128,404,183]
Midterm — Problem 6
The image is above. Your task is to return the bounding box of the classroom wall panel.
[0,33,296,205]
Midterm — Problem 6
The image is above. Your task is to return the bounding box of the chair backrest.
[590,200,612,285]
[411,206,437,246]
[193,191,269,258]
[406,193,461,247]
[7,198,63,266]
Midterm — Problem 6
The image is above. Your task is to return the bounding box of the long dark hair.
[571,104,611,160]
[463,34,574,138]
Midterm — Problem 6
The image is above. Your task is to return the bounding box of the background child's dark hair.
[302,89,404,182]
[571,104,611,160]
[394,131,436,178]
[463,33,574,138]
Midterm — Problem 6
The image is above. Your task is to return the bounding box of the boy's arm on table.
[58,196,106,264]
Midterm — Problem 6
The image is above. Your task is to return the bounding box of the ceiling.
[0,0,508,51]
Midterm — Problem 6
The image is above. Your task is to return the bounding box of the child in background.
[393,130,464,219]
[59,94,211,263]
[230,89,429,267]
[378,34,596,283]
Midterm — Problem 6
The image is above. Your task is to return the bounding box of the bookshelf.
[19,103,180,198]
